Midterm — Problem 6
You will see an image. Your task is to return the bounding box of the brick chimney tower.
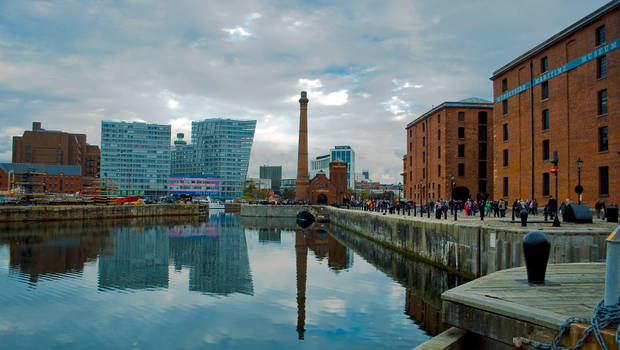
[296,91,309,201]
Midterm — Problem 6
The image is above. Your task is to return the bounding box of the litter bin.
[607,206,619,223]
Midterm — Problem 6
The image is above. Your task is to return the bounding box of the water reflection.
[0,214,466,348]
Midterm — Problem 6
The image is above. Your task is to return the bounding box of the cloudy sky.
[0,0,608,183]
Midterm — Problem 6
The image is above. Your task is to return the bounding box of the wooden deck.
[442,263,617,349]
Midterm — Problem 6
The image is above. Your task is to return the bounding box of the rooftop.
[0,163,82,176]
[406,98,493,128]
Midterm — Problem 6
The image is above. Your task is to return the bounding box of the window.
[438,146,441,159]
[479,161,487,178]
[409,129,412,137]
[409,156,412,166]
[542,140,550,160]
[458,112,465,121]
[599,89,608,115]
[503,149,508,167]
[599,166,609,195]
[599,126,608,152]
[438,130,441,140]
[438,164,441,176]
[458,163,465,176]
[423,168,425,178]
[503,123,508,141]
[409,142,412,151]
[458,127,465,139]
[502,100,508,115]
[478,125,487,141]
[541,81,549,100]
[541,56,548,73]
[478,111,487,125]
[542,109,550,130]
[543,173,550,196]
[458,144,465,157]
[422,123,425,132]
[422,136,425,146]
[479,180,487,194]
[438,184,441,198]
[503,177,509,197]
[597,55,607,78]
[596,25,606,46]
[479,143,487,160]
[502,78,507,92]
[438,114,440,124]
[422,152,425,162]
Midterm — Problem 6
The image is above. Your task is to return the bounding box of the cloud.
[293,79,348,106]
[222,26,252,40]
[167,99,179,109]
[392,79,423,91]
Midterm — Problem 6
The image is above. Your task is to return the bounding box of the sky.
[0,0,609,184]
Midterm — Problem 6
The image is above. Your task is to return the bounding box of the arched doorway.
[317,194,328,204]
[453,186,470,202]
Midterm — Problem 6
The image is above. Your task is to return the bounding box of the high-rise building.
[491,1,618,205]
[100,121,171,199]
[330,145,355,189]
[12,122,100,178]
[404,98,494,202]
[259,165,282,193]
[310,155,330,179]
[175,118,256,200]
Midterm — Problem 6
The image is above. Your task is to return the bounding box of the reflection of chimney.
[32,122,42,131]
[295,230,307,339]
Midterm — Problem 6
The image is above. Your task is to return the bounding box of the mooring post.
[604,225,620,306]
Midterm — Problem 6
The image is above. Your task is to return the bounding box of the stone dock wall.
[326,207,609,278]
[240,204,303,218]
[0,204,204,223]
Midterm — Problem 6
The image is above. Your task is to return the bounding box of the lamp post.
[449,173,457,220]
[418,179,423,216]
[551,151,560,227]
[575,157,583,204]
[398,182,402,202]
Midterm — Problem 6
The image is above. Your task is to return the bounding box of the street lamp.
[398,182,402,201]
[449,173,457,220]
[575,157,583,204]
[551,151,560,227]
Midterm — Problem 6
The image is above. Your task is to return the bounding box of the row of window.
[502,88,607,116]
[502,166,609,197]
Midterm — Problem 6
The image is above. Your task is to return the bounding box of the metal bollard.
[523,231,551,284]
[604,225,620,306]
[520,209,528,227]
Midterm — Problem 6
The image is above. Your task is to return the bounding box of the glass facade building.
[171,118,256,200]
[310,154,330,179]
[100,121,171,199]
[330,145,355,189]
[259,165,282,193]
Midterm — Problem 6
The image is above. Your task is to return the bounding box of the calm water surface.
[0,213,465,349]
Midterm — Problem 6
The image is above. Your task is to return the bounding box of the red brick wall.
[492,8,619,206]
[404,104,493,202]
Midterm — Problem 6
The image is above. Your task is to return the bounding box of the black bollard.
[522,231,551,284]
[520,209,528,227]
[454,208,458,221]
[427,206,430,218]
[480,207,485,221]
[444,209,447,220]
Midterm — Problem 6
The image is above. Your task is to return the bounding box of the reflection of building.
[294,227,352,339]
[260,165,282,193]
[168,215,253,295]
[258,228,281,243]
[12,121,100,178]
[98,227,169,290]
[169,175,220,197]
[405,290,448,336]
[100,121,171,199]
[0,163,82,194]
[404,99,494,202]
[491,3,619,205]
[7,233,102,284]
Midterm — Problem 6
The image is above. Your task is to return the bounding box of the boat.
[111,196,141,204]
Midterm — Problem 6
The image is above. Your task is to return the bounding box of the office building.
[330,145,355,189]
[259,165,282,193]
[491,1,619,205]
[100,121,171,199]
[12,122,100,178]
[310,155,330,179]
[169,175,220,197]
[404,98,494,202]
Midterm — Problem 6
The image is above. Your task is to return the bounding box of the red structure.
[307,160,348,204]
[491,1,619,206]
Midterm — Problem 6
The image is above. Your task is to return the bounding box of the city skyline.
[0,1,608,184]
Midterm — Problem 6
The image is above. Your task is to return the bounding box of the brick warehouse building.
[491,1,619,207]
[404,99,494,203]
[0,163,82,195]
[13,122,100,179]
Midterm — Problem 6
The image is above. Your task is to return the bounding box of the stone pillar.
[296,91,310,201]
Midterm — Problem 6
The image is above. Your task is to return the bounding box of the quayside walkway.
[416,263,617,350]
